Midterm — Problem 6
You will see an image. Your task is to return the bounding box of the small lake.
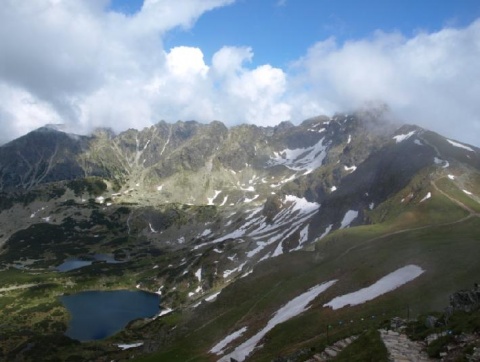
[56,254,124,272]
[61,290,160,341]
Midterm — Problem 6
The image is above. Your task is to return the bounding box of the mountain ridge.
[1,111,480,361]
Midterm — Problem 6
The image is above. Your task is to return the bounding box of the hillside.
[0,111,479,361]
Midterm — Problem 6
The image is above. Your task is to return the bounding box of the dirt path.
[334,177,479,262]
[305,336,358,361]
[379,329,433,362]
[431,178,480,216]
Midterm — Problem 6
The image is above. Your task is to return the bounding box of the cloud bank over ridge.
[0,0,479,146]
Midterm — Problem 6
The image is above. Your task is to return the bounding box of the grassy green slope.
[138,188,480,361]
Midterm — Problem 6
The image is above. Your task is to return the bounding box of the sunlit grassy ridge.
[137,189,480,361]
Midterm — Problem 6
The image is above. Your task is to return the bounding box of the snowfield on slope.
[270,138,327,173]
[193,196,319,257]
[324,265,424,310]
[210,326,248,355]
[218,280,337,362]
[420,192,431,202]
[393,131,416,143]
[116,342,143,350]
[340,210,358,229]
[447,139,474,152]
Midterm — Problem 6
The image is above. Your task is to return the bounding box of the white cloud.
[0,0,291,142]
[290,21,480,146]
[0,0,238,141]
[211,46,253,76]
[0,1,479,147]
[166,47,209,79]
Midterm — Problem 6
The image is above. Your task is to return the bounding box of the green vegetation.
[435,177,480,213]
[426,334,453,358]
[139,215,480,361]
[67,177,107,197]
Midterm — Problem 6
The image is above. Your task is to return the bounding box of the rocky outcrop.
[449,284,480,313]
[379,329,433,362]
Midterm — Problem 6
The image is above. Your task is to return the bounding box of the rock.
[425,315,438,329]
[449,284,480,313]
[379,329,433,362]
[324,347,338,357]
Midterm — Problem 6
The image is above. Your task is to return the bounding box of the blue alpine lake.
[61,290,160,341]
[56,254,124,272]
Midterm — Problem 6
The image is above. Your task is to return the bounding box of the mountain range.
[0,109,479,361]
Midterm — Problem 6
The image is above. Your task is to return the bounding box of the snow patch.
[270,138,327,173]
[219,281,337,361]
[272,242,284,257]
[30,206,47,218]
[208,190,222,205]
[298,225,309,246]
[223,262,247,279]
[244,195,259,203]
[117,342,143,350]
[447,139,474,152]
[344,165,357,172]
[156,308,173,318]
[319,225,333,239]
[148,223,157,233]
[210,327,248,355]
[247,243,266,258]
[463,189,473,195]
[195,268,202,282]
[420,192,431,203]
[284,195,320,214]
[393,131,416,143]
[324,265,424,310]
[330,186,337,192]
[157,185,163,191]
[201,229,212,237]
[220,196,229,206]
[448,174,455,180]
[205,291,221,302]
[340,210,358,229]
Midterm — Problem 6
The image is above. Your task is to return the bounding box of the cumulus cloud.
[0,0,479,147]
[290,22,480,146]
[0,0,242,141]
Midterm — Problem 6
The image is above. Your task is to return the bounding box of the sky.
[0,0,479,146]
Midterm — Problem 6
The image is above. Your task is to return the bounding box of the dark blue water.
[61,290,160,341]
[56,254,123,272]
